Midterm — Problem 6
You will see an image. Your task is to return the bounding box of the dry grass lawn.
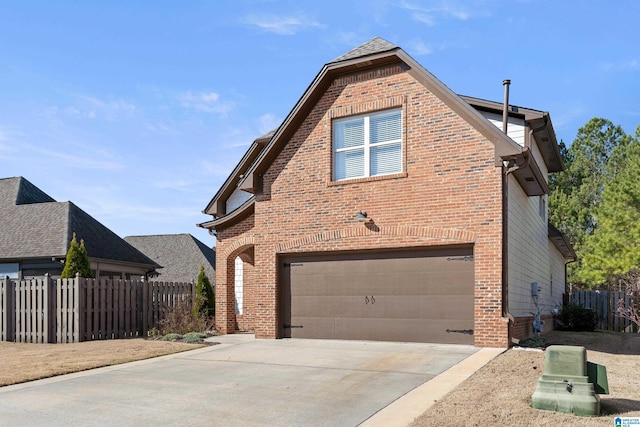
[412,330,640,427]
[0,339,205,387]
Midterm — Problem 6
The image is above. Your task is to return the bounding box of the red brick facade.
[214,61,511,347]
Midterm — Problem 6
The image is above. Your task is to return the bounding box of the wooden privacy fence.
[570,290,637,333]
[0,274,194,343]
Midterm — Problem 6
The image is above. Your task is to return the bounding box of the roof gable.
[0,176,55,206]
[460,96,564,172]
[68,203,158,267]
[202,37,560,229]
[330,37,398,63]
[0,177,157,268]
[236,37,521,194]
[124,234,215,282]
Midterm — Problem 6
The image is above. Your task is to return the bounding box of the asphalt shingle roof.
[0,177,157,267]
[330,37,398,63]
[124,234,215,283]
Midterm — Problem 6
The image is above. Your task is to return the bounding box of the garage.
[279,247,475,344]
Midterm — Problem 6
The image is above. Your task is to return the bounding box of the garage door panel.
[282,248,474,344]
[291,295,473,320]
[290,269,472,297]
[333,318,474,344]
[291,318,473,344]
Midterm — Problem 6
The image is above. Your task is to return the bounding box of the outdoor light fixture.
[353,210,371,222]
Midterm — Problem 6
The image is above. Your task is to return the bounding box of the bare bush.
[156,299,213,336]
[613,269,640,332]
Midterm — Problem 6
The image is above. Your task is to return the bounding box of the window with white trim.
[234,256,243,315]
[333,109,402,181]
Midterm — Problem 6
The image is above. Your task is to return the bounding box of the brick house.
[198,37,574,348]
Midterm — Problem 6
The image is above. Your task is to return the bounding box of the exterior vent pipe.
[502,79,511,134]
[502,79,511,135]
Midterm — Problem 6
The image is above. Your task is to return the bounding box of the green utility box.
[531,345,602,416]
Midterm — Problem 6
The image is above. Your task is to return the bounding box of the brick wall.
[215,61,510,347]
[512,314,555,341]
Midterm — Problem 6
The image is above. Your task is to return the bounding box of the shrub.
[517,336,547,348]
[555,304,597,332]
[194,266,215,317]
[162,333,183,341]
[61,233,93,278]
[156,298,208,336]
[183,332,207,343]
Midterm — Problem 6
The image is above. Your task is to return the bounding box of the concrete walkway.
[0,335,503,426]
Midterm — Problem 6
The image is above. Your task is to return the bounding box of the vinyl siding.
[480,111,526,147]
[507,174,560,317]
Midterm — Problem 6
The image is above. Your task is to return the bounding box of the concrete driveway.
[0,335,502,426]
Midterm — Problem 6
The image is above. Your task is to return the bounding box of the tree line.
[549,117,640,290]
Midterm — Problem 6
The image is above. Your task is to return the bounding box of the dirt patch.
[411,331,640,427]
[0,339,205,387]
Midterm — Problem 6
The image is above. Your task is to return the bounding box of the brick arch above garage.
[276,225,476,253]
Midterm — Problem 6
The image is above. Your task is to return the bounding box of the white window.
[333,109,402,181]
[234,257,243,315]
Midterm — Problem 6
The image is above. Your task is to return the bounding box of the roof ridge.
[329,36,398,63]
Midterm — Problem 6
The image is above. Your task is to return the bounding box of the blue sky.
[1,1,639,247]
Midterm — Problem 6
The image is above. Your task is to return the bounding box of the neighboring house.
[124,234,215,284]
[198,37,575,347]
[0,177,159,279]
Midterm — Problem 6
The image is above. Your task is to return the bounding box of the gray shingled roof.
[0,176,55,205]
[0,177,158,268]
[124,234,215,283]
[330,37,398,63]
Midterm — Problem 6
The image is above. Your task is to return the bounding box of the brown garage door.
[280,247,474,344]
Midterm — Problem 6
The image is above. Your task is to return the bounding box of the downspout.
[564,258,577,307]
[501,79,511,320]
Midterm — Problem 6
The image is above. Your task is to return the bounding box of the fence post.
[43,274,51,343]
[2,276,15,342]
[138,277,146,338]
[74,273,81,343]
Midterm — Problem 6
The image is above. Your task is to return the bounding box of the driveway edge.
[360,347,506,427]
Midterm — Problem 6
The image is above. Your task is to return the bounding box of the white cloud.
[75,95,136,120]
[599,59,640,73]
[44,95,137,122]
[24,143,124,171]
[551,105,586,131]
[154,178,200,192]
[145,122,178,136]
[258,113,280,134]
[241,13,322,35]
[180,91,234,115]
[201,159,235,177]
[407,39,433,55]
[399,0,482,25]
[406,39,451,56]
[412,13,436,26]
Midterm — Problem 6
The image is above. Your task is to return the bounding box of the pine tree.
[576,135,640,287]
[61,233,94,278]
[194,265,214,317]
[549,117,632,287]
